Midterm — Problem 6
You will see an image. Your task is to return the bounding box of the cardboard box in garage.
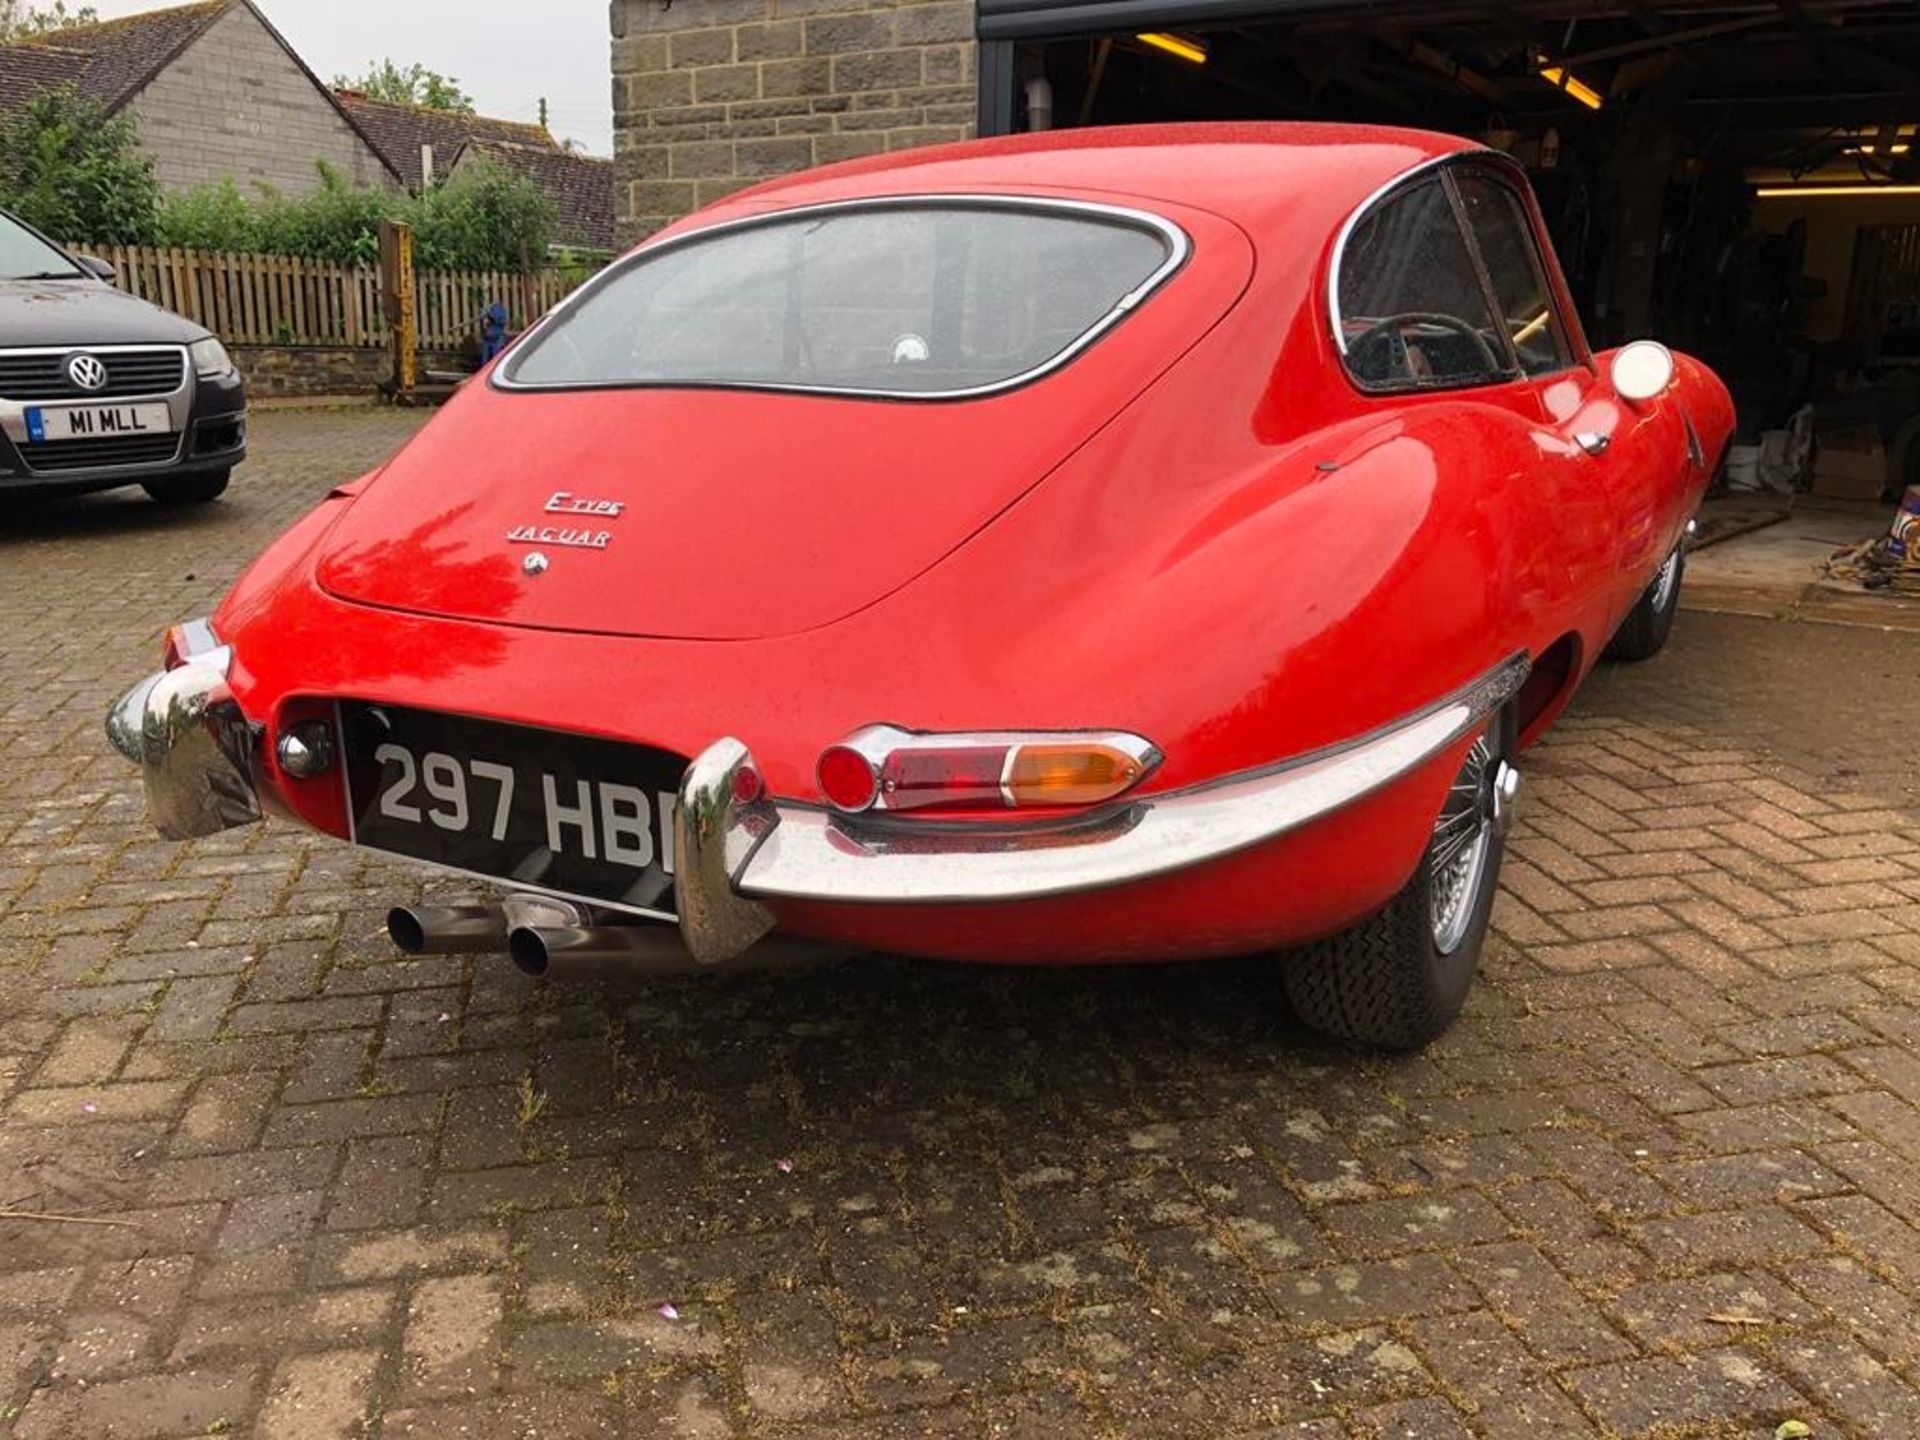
[1812,426,1888,500]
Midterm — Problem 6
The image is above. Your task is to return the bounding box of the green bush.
[410,157,555,269]
[0,85,159,243]
[153,157,554,270]
[149,177,261,253]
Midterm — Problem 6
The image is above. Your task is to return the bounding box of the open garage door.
[979,2,1920,490]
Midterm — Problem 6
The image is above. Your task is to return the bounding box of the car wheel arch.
[1514,631,1583,748]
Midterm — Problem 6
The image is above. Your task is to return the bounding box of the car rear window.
[500,200,1182,399]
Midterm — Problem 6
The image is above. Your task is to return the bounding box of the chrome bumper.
[105,663,262,840]
[106,652,1527,967]
[716,652,1529,913]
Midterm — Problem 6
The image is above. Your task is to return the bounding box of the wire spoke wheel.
[1429,734,1495,955]
[1607,539,1686,663]
[1649,545,1682,614]
[1282,706,1519,1051]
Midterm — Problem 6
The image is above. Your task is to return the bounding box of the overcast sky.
[83,0,614,155]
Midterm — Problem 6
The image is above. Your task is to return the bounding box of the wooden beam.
[1777,0,1846,83]
[1373,26,1511,103]
[1623,1,1671,36]
[1564,12,1789,68]
[1078,37,1111,126]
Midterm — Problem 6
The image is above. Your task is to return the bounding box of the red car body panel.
[195,123,1731,964]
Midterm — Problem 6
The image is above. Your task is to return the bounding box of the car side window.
[1336,177,1510,392]
[1452,172,1573,377]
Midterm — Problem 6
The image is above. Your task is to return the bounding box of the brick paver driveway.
[5,409,1920,1440]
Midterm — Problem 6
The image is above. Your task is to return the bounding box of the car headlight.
[190,336,235,380]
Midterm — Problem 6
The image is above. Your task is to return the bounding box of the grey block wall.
[126,5,390,195]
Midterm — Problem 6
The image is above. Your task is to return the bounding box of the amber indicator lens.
[1007,743,1146,806]
[161,624,196,671]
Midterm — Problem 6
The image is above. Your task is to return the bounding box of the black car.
[1,207,245,502]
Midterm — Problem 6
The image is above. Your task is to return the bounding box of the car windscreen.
[501,200,1181,398]
[0,212,82,281]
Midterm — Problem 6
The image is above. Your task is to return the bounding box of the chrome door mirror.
[1610,339,1675,405]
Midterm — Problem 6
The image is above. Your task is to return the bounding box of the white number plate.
[340,703,686,915]
[25,402,173,443]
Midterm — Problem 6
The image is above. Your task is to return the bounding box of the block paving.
[4,409,1920,1437]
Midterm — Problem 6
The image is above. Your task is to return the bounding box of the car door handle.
[1573,431,1611,456]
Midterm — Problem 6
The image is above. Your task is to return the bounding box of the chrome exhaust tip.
[508,922,701,979]
[386,905,508,955]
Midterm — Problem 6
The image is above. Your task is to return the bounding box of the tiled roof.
[0,0,228,116]
[334,91,556,190]
[453,138,616,252]
[0,38,85,115]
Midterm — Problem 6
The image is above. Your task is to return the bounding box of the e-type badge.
[506,491,623,553]
[544,490,623,517]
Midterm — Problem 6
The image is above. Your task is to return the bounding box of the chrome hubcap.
[1429,736,1509,955]
[1649,545,1681,613]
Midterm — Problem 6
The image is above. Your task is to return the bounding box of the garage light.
[1137,31,1208,65]
[1756,184,1920,198]
[1536,63,1603,110]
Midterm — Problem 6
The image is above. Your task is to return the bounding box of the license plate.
[25,402,172,443]
[340,703,685,916]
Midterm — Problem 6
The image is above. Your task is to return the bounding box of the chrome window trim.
[492,193,1192,403]
[1327,154,1462,360]
[1329,154,1586,390]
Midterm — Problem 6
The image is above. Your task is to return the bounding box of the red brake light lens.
[731,763,765,806]
[817,745,879,812]
[880,745,1007,810]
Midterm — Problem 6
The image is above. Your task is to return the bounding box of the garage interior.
[980,0,1920,611]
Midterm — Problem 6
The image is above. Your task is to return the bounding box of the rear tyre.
[1604,542,1683,662]
[1282,709,1515,1051]
[142,469,230,504]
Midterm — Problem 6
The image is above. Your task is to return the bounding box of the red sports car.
[108,124,1731,1049]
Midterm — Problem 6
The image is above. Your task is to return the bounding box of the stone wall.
[126,4,391,195]
[610,0,977,242]
[233,346,466,399]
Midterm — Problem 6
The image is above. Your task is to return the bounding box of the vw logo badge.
[522,552,550,576]
[66,353,108,391]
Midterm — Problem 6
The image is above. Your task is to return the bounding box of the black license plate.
[340,703,685,915]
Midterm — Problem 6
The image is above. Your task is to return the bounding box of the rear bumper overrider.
[106,651,1529,967]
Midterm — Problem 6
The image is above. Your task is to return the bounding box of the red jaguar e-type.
[108,123,1731,1049]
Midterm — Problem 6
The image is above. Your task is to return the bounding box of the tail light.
[162,617,231,676]
[816,726,1159,814]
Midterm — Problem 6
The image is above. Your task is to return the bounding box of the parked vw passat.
[1,207,245,502]
[106,125,1731,1050]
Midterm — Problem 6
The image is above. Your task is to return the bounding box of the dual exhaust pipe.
[386,898,829,978]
